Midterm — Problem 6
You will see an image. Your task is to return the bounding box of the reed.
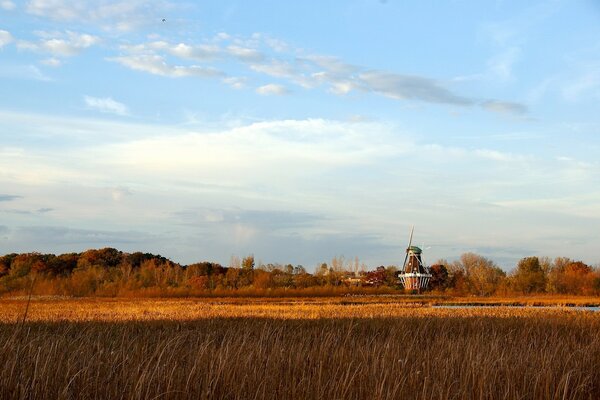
[1,299,599,399]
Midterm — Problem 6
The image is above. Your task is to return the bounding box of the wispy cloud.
[17,31,99,57]
[256,83,289,96]
[173,208,322,231]
[0,30,13,47]
[0,0,15,11]
[0,64,52,81]
[481,100,528,116]
[84,95,129,116]
[25,0,175,32]
[1,111,599,265]
[487,46,521,82]
[40,57,62,67]
[111,54,224,78]
[249,59,314,88]
[110,33,526,113]
[226,45,265,62]
[357,71,473,105]
[222,76,247,89]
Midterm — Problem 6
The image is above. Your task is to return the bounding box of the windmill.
[397,227,432,292]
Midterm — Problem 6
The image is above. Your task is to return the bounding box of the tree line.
[0,248,598,297]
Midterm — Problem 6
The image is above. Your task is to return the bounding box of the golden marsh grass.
[1,297,599,399]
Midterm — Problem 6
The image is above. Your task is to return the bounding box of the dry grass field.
[1,297,599,399]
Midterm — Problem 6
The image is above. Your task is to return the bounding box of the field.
[1,297,600,399]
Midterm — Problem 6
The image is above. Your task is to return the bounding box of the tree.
[547,260,593,294]
[294,272,317,288]
[512,257,546,294]
[242,255,255,270]
[315,263,328,276]
[225,267,241,289]
[365,266,387,286]
[384,266,399,286]
[453,253,505,296]
[293,265,306,275]
[47,253,79,276]
[239,255,255,287]
[0,254,17,278]
[252,270,272,289]
[429,264,449,291]
[562,261,593,294]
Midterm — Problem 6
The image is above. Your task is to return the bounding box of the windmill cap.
[407,246,422,254]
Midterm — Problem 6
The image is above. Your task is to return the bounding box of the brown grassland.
[1,297,600,399]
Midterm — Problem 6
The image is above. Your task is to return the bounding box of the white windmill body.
[398,227,432,291]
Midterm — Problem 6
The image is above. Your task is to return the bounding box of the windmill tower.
[398,227,432,292]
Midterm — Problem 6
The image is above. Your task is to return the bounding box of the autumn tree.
[0,253,17,278]
[452,253,505,296]
[428,264,449,291]
[252,269,272,289]
[547,259,594,295]
[239,255,255,287]
[511,256,546,294]
[294,271,318,288]
[365,266,387,286]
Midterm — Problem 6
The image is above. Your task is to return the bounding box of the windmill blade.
[402,226,414,270]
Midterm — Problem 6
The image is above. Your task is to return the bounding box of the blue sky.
[0,0,599,269]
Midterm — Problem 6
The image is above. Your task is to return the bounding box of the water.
[433,305,600,312]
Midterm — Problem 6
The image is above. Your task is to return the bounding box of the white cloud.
[110,33,526,113]
[25,0,174,32]
[26,0,84,20]
[0,30,13,47]
[40,57,62,67]
[263,36,289,53]
[18,31,99,57]
[2,111,599,266]
[256,83,289,96]
[100,119,404,174]
[226,45,264,62]
[250,59,315,88]
[84,96,129,116]
[302,55,358,75]
[474,149,523,162]
[223,76,247,89]
[1,0,16,10]
[168,42,221,61]
[111,54,224,78]
[120,41,222,61]
[215,32,231,41]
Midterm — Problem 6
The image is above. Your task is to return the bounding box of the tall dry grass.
[1,313,600,399]
[1,297,598,322]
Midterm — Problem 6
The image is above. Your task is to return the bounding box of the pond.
[433,305,600,312]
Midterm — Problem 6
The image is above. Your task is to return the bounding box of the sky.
[0,0,599,270]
